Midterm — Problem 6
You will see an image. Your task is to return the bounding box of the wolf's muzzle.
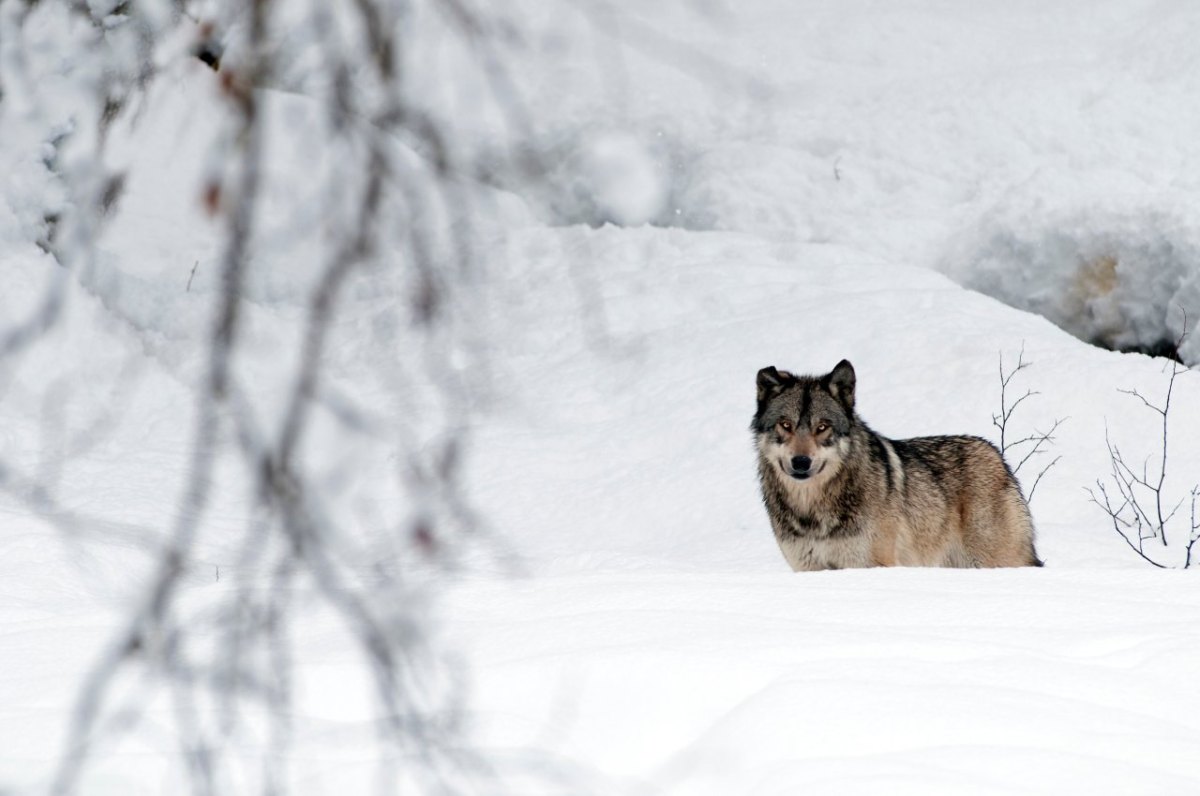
[789,455,813,479]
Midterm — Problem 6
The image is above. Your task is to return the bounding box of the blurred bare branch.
[1,0,519,791]
[0,0,758,792]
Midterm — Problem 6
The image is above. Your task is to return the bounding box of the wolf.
[752,360,1042,570]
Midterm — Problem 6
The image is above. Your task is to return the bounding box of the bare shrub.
[1087,322,1199,569]
[992,345,1065,504]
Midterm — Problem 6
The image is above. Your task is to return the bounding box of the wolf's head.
[751,359,857,483]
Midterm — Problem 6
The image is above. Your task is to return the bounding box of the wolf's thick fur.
[752,360,1041,570]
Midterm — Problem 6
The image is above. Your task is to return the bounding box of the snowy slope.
[3,1,1200,794]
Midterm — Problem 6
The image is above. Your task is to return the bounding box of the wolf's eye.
[778,420,793,433]
[815,422,830,434]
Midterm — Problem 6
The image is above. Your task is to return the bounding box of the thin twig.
[1086,482,1168,569]
[1094,310,1197,567]
[993,345,1065,504]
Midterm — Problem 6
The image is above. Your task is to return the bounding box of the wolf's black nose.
[791,455,812,472]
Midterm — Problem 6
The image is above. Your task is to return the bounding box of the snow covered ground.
[3,1,1200,794]
[455,570,1200,795]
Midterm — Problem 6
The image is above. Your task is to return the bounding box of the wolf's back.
[889,434,1040,567]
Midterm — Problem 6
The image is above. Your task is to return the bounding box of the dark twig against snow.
[1186,487,1199,570]
[1087,315,1199,568]
[993,345,1065,504]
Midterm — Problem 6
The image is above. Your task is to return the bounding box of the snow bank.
[942,175,1200,364]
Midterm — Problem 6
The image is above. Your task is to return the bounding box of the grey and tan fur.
[752,360,1042,570]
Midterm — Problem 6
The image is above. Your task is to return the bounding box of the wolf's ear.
[827,359,856,409]
[756,366,788,402]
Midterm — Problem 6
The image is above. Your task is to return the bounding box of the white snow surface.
[3,1,1200,794]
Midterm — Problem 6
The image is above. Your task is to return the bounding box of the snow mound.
[567,131,670,227]
[942,177,1200,365]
